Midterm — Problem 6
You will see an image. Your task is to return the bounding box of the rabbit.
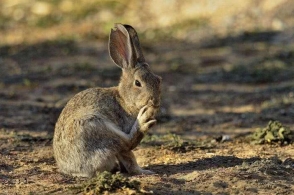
[53,23,161,178]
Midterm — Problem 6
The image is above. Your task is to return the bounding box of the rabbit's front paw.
[137,105,157,133]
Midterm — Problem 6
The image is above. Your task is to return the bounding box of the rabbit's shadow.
[147,155,261,175]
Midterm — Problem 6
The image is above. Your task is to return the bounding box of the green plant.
[80,171,141,194]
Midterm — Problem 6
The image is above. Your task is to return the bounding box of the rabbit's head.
[109,24,161,114]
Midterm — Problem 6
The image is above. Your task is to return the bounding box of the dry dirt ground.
[1,30,294,194]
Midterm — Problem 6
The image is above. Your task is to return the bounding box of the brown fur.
[53,24,161,177]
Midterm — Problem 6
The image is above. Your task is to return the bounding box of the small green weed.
[73,171,141,194]
[249,120,294,145]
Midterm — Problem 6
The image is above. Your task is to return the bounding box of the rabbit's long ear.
[123,24,145,64]
[109,24,133,69]
[109,24,145,69]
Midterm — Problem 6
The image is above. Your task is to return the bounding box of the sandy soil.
[1,29,294,194]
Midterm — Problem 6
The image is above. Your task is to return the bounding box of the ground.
[1,30,294,194]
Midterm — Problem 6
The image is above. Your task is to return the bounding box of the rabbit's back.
[54,87,130,136]
[57,87,115,123]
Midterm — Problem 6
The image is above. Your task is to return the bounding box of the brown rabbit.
[53,24,161,177]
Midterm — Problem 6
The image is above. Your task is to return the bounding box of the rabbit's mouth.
[152,104,160,108]
[148,103,160,109]
[147,100,160,108]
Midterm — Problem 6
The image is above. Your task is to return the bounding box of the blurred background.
[0,0,294,137]
[1,0,294,44]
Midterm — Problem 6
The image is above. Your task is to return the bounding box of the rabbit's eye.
[135,80,141,87]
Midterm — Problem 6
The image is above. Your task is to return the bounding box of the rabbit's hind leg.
[70,158,117,178]
[116,151,154,175]
[55,115,121,178]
